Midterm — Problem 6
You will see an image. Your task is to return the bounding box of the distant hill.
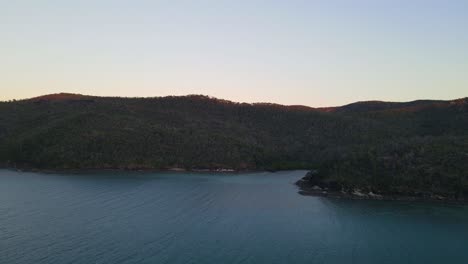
[28,93,92,102]
[319,98,467,113]
[1,93,467,199]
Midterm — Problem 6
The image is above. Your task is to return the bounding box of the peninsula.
[1,93,467,200]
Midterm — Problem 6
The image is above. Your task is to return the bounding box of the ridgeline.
[1,93,467,199]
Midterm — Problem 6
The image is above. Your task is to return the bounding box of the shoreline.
[296,174,468,205]
[3,165,466,205]
[297,188,468,205]
[0,165,268,175]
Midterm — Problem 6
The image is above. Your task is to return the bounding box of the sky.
[1,0,467,107]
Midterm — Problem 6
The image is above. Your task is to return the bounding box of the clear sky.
[1,0,467,106]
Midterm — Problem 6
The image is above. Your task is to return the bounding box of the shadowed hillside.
[0,93,467,198]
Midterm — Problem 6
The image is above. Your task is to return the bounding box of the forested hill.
[0,93,467,197]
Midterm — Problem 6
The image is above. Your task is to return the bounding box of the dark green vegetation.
[1,93,467,198]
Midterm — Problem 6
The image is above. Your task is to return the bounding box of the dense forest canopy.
[0,93,467,197]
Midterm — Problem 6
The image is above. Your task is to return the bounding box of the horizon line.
[2,92,467,109]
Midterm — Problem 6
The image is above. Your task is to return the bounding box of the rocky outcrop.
[296,170,467,203]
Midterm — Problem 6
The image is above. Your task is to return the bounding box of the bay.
[1,169,467,264]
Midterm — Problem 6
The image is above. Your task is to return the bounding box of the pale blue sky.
[1,0,467,106]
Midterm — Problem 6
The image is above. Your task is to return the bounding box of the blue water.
[1,169,468,264]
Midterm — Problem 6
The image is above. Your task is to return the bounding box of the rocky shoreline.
[3,164,467,204]
[0,164,253,175]
[296,171,468,204]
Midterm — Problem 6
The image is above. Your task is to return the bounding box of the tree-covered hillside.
[0,93,467,197]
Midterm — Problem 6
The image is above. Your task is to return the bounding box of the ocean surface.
[1,169,468,264]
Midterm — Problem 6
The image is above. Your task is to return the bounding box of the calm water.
[1,169,468,264]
